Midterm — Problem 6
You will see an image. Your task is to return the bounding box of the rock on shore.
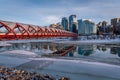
[0,66,70,80]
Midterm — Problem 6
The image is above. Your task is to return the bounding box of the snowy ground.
[0,38,69,46]
[0,38,69,43]
[56,39,120,44]
[0,38,120,45]
[0,41,11,46]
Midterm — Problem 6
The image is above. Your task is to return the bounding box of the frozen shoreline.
[0,38,69,43]
[0,52,120,80]
[29,57,120,68]
[0,38,120,46]
[56,39,120,44]
[0,54,120,80]
[28,57,120,80]
[0,41,12,46]
[0,38,120,80]
[0,65,69,80]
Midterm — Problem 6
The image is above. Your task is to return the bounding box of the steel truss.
[0,20,77,40]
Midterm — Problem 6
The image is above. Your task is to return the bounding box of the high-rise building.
[111,18,119,26]
[97,21,113,35]
[61,17,68,31]
[49,23,64,30]
[69,15,78,32]
[71,22,78,33]
[102,21,108,27]
[111,18,120,34]
[56,22,64,30]
[49,24,56,28]
[102,21,109,33]
[116,19,120,34]
[78,19,97,35]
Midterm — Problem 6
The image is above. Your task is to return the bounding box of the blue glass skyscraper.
[69,15,77,32]
[61,17,68,31]
[78,19,97,35]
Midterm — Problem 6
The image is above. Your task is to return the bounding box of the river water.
[0,41,120,80]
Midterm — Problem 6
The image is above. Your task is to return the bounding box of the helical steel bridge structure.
[0,20,78,40]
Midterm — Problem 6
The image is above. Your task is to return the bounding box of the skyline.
[0,0,120,26]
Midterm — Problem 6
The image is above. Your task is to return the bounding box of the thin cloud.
[0,0,120,26]
[42,16,60,24]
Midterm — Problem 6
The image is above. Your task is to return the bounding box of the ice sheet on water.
[0,55,31,67]
[16,60,54,71]
[28,57,120,80]
[29,57,120,68]
[91,49,119,58]
[0,50,38,58]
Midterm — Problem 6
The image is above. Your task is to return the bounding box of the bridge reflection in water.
[0,42,120,66]
[1,42,120,58]
[0,42,68,55]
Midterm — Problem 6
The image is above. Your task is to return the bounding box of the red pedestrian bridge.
[0,20,77,40]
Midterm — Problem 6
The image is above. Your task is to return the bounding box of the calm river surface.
[0,42,120,80]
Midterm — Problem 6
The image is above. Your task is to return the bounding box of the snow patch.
[56,39,120,44]
[0,41,11,46]
[29,57,120,68]
[0,50,37,56]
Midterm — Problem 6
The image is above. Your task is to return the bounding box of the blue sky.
[0,0,120,26]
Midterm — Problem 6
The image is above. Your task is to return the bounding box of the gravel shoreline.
[0,66,69,80]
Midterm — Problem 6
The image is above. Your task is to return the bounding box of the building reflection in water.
[97,45,108,52]
[0,42,68,55]
[0,42,120,58]
[78,45,94,56]
[68,45,95,57]
[68,51,74,57]
[67,44,120,58]
[111,47,120,57]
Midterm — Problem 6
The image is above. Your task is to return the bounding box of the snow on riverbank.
[0,38,120,45]
[56,39,120,44]
[0,41,11,46]
[0,38,69,44]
